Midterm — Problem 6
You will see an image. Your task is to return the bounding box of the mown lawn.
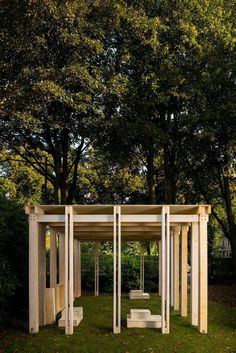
[1,294,236,353]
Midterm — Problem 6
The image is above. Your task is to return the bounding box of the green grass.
[1,294,236,353]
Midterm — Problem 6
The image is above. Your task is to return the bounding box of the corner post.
[191,222,199,326]
[65,206,74,335]
[198,213,208,333]
[181,225,188,317]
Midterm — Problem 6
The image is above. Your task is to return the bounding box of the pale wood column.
[38,224,46,327]
[94,242,99,296]
[140,241,144,292]
[198,213,208,333]
[158,240,162,296]
[50,228,57,319]
[181,226,188,317]
[191,222,199,326]
[29,213,39,333]
[170,231,174,306]
[50,228,57,289]
[113,206,121,334]
[74,240,81,298]
[65,206,74,335]
[161,206,170,334]
[173,227,180,311]
[59,232,65,284]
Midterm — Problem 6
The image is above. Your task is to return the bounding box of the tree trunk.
[163,144,177,204]
[146,147,156,204]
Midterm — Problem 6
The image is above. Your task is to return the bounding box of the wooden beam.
[170,232,174,306]
[69,206,74,335]
[166,206,170,334]
[64,206,74,335]
[94,242,99,296]
[74,240,81,298]
[38,214,199,224]
[158,241,161,296]
[140,242,145,292]
[59,233,65,284]
[198,214,208,334]
[38,224,46,326]
[29,213,39,333]
[173,227,180,311]
[181,226,188,317]
[191,222,199,326]
[50,228,57,289]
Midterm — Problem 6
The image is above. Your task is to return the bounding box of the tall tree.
[0,0,117,203]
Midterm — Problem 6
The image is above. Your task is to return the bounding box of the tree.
[0,0,117,203]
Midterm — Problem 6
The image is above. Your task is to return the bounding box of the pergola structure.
[26,204,211,335]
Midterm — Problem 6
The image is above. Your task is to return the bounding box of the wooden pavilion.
[26,204,210,335]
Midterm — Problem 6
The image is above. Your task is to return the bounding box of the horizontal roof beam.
[38,214,202,223]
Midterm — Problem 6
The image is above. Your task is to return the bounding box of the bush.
[0,194,28,321]
[81,253,158,293]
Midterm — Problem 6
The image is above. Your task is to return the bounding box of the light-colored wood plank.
[59,233,65,284]
[64,207,69,334]
[140,242,144,292]
[74,240,81,298]
[38,214,199,224]
[29,214,39,333]
[94,242,99,296]
[191,222,199,326]
[118,206,121,333]
[113,206,117,333]
[198,214,208,334]
[170,232,174,306]
[50,228,57,312]
[166,206,170,334]
[158,241,162,296]
[181,226,188,317]
[173,227,180,311]
[38,224,46,326]
[45,288,56,324]
[69,206,74,335]
[161,207,166,333]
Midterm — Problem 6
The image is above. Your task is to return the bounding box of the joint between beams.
[199,214,208,222]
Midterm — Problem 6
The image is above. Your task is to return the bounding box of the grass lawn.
[1,294,236,353]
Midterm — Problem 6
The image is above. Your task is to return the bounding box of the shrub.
[0,194,28,321]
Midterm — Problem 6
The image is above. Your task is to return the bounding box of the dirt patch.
[209,284,236,306]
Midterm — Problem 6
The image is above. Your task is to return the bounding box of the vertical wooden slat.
[59,233,65,284]
[173,228,180,311]
[38,223,46,326]
[118,205,121,333]
[170,232,174,306]
[113,206,117,333]
[65,207,69,334]
[159,240,162,296]
[165,206,170,333]
[140,241,144,292]
[199,214,208,333]
[161,206,166,333]
[74,240,81,298]
[191,222,199,326]
[68,206,74,335]
[29,213,39,333]
[181,226,188,317]
[50,228,57,316]
[94,242,99,296]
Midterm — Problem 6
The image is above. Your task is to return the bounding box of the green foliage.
[81,253,158,293]
[0,193,28,320]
